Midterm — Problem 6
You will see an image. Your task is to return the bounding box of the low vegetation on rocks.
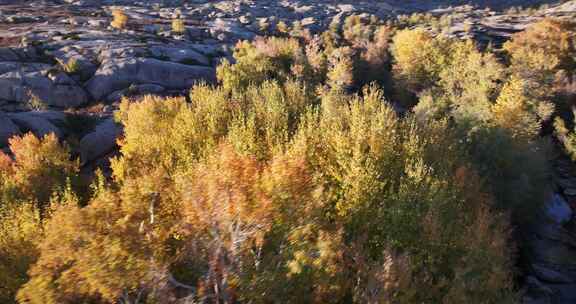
[111,8,129,30]
[1,2,576,303]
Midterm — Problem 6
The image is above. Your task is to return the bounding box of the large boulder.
[149,45,211,66]
[0,62,89,108]
[78,118,122,165]
[106,83,166,102]
[0,113,20,147]
[208,18,257,41]
[0,48,19,61]
[85,57,216,101]
[7,111,66,139]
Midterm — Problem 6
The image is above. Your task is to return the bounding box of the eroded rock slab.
[86,57,215,101]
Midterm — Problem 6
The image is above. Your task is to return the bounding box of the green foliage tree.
[409,40,550,221]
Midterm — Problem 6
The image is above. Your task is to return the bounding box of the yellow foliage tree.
[504,18,576,73]
[492,76,546,140]
[171,18,185,35]
[17,171,180,304]
[391,28,452,94]
[176,144,320,302]
[437,39,504,123]
[0,203,42,304]
[1,133,78,207]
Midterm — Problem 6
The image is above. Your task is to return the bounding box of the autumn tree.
[175,144,322,302]
[0,133,78,209]
[0,203,42,304]
[492,76,553,141]
[216,37,316,93]
[357,25,393,86]
[11,19,555,303]
[391,28,452,97]
[0,133,78,303]
[504,18,576,74]
[17,170,181,304]
[554,111,576,161]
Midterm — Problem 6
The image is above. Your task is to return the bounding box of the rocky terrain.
[2,1,576,303]
[522,153,576,304]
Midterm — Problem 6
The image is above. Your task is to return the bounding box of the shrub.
[56,57,80,75]
[276,20,289,35]
[111,9,128,30]
[25,91,47,112]
[171,18,185,35]
[554,112,576,161]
